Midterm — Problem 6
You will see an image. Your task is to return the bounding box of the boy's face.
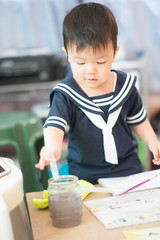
[66,42,119,95]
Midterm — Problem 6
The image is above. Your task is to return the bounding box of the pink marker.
[118,174,158,196]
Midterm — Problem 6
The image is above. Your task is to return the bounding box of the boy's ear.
[113,46,120,61]
[115,46,120,56]
[61,46,67,54]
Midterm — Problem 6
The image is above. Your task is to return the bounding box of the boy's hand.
[148,139,160,165]
[36,128,64,171]
[35,146,55,170]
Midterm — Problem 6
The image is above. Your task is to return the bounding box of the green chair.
[0,111,49,193]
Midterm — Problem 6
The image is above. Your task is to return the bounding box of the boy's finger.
[152,159,160,165]
[39,158,45,170]
[35,163,40,168]
[152,147,160,162]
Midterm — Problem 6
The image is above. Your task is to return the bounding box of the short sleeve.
[126,86,147,125]
[43,91,73,132]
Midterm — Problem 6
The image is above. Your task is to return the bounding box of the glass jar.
[47,175,82,228]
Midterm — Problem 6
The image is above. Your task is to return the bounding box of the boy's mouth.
[86,78,97,82]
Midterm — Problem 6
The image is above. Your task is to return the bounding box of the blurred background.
[0,0,160,174]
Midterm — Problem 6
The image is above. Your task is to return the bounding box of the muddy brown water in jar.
[48,175,82,228]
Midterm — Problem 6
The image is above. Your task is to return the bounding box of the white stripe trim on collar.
[93,95,113,107]
[94,99,113,107]
[110,74,134,111]
[56,83,98,107]
[54,84,103,113]
[93,95,113,103]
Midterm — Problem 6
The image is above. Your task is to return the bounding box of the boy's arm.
[35,127,64,170]
[132,118,160,165]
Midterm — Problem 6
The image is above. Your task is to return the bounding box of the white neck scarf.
[81,107,122,164]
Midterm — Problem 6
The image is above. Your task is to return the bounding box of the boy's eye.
[97,61,106,64]
[76,62,85,65]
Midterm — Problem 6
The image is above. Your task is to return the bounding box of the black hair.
[63,2,118,53]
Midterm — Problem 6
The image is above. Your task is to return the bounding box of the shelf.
[0,80,60,93]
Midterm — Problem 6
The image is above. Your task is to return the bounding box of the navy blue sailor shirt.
[44,70,147,184]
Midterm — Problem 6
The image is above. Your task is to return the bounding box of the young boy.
[36,3,160,184]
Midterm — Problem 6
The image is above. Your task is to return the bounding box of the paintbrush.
[118,174,158,196]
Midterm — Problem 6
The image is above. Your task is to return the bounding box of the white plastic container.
[0,158,33,240]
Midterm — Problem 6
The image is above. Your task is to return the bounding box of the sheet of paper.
[98,169,160,195]
[84,189,160,229]
[124,227,160,240]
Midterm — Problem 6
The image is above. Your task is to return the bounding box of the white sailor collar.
[50,70,136,115]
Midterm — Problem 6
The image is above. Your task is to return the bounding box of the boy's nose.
[86,65,97,74]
